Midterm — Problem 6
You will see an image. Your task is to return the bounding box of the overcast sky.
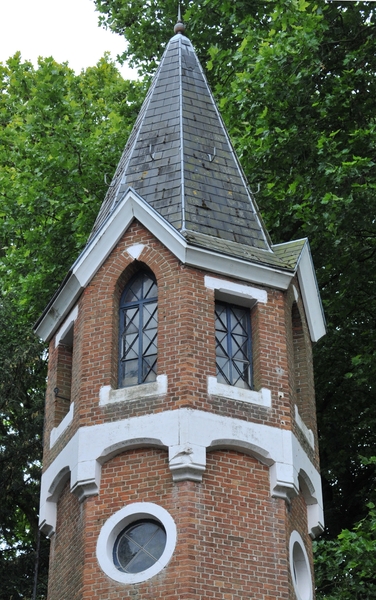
[0,0,137,78]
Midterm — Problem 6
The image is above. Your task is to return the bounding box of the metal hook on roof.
[54,387,71,402]
[208,147,216,163]
[104,173,115,187]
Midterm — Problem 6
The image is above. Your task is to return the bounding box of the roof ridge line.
[272,237,307,247]
[89,32,273,250]
[188,39,272,250]
[178,36,186,231]
[109,42,173,211]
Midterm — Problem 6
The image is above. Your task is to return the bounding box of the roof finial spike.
[174,2,185,35]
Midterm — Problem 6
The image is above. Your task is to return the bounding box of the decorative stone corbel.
[270,462,299,502]
[168,443,206,482]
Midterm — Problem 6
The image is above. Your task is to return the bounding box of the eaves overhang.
[295,241,326,342]
[34,189,321,343]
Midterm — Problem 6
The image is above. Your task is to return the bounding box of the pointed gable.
[90,33,270,250]
[34,30,326,346]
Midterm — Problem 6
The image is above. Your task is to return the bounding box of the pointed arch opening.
[54,319,75,427]
[292,302,310,427]
[119,271,158,388]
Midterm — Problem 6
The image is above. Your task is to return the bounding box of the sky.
[0,0,138,79]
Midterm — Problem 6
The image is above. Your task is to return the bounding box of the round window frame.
[96,502,177,584]
[289,530,313,600]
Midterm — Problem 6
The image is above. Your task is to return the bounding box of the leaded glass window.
[113,519,166,574]
[215,301,252,389]
[119,272,158,387]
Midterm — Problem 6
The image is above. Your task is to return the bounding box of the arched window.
[119,272,158,388]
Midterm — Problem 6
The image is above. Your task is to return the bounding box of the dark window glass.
[215,301,252,389]
[113,519,166,574]
[119,272,158,387]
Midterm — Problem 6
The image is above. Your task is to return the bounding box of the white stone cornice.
[39,409,324,538]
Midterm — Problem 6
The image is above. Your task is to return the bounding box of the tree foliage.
[0,295,49,599]
[314,498,376,598]
[0,53,145,320]
[0,54,144,597]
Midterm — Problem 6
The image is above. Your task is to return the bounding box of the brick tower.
[35,19,325,600]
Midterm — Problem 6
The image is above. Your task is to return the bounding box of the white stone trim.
[125,243,145,260]
[295,405,314,449]
[39,409,324,538]
[35,190,296,342]
[50,402,74,448]
[96,502,177,584]
[35,191,325,345]
[296,242,326,342]
[55,305,78,347]
[169,443,206,482]
[186,244,292,291]
[208,377,271,408]
[289,530,313,600]
[99,375,168,407]
[204,276,267,305]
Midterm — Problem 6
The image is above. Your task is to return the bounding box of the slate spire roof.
[34,24,326,344]
[90,30,271,251]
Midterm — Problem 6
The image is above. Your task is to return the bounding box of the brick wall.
[288,491,316,599]
[43,220,318,467]
[42,219,319,598]
[47,480,85,599]
[54,343,72,426]
[292,303,310,423]
[284,285,319,467]
[81,447,291,600]
[45,453,316,599]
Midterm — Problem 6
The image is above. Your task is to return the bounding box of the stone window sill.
[50,402,74,448]
[294,405,314,449]
[99,374,168,407]
[207,377,271,408]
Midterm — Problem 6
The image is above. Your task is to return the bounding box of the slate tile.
[89,29,270,254]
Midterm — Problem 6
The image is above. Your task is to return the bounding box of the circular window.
[289,531,313,600]
[97,503,176,584]
[113,519,166,574]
